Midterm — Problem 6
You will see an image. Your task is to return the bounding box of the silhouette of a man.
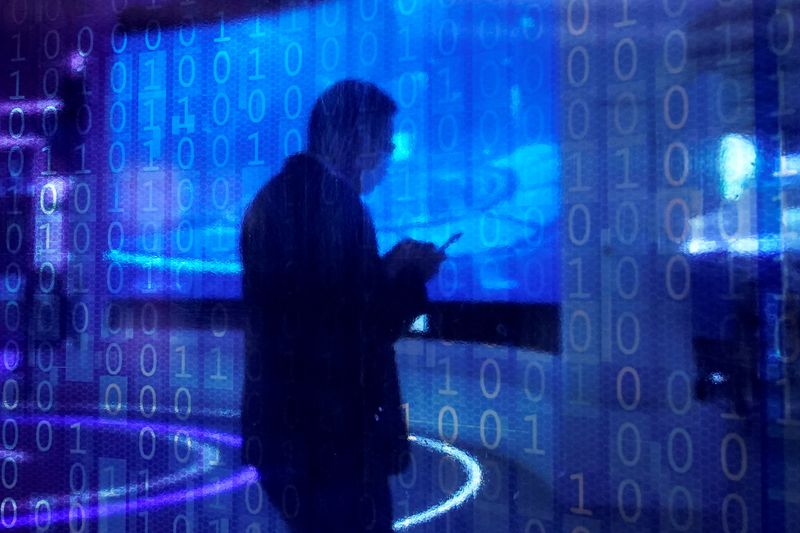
[240,79,445,532]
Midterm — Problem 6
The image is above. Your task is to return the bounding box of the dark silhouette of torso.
[239,153,427,532]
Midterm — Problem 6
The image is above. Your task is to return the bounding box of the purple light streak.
[4,415,250,530]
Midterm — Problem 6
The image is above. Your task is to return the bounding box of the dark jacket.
[239,153,427,481]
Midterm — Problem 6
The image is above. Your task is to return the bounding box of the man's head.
[307,79,397,195]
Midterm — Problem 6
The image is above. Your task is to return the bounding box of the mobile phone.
[438,232,463,253]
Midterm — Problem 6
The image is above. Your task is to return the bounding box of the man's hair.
[307,79,397,169]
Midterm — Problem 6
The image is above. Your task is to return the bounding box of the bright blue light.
[393,435,483,530]
[684,234,787,255]
[719,134,756,200]
[409,314,428,333]
[105,250,241,275]
[709,371,726,385]
[392,132,412,161]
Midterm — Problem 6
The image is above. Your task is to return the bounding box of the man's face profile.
[358,118,395,196]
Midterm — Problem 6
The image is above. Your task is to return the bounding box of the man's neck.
[307,151,361,194]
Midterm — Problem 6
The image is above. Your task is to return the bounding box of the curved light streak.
[7,415,244,528]
[8,401,241,421]
[13,466,258,530]
[393,435,483,530]
[104,250,242,274]
[5,414,481,530]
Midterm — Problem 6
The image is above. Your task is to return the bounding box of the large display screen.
[93,1,559,303]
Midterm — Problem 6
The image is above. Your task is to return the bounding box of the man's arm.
[373,261,430,342]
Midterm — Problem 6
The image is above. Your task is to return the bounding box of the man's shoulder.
[282,152,327,178]
[244,152,368,228]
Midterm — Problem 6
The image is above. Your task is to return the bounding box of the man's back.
[239,154,425,524]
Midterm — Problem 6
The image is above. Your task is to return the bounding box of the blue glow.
[775,153,800,177]
[392,132,412,161]
[684,235,787,255]
[105,250,242,274]
[0,449,28,462]
[719,134,756,200]
[9,415,251,529]
[392,435,483,530]
[409,314,429,333]
[108,3,559,304]
[709,371,726,384]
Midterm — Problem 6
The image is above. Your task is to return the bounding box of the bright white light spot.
[686,238,718,254]
[719,134,756,200]
[392,132,412,161]
[775,153,800,178]
[709,371,726,384]
[728,237,759,254]
[684,234,786,255]
[409,314,428,333]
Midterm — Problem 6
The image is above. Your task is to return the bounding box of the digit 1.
[524,414,545,455]
[109,179,123,213]
[716,22,737,66]
[247,132,264,166]
[142,179,155,211]
[399,26,416,61]
[214,11,230,42]
[249,16,266,38]
[248,47,264,80]
[210,347,226,380]
[614,0,636,27]
[144,59,157,90]
[75,143,89,174]
[401,402,410,431]
[11,33,25,62]
[568,257,590,299]
[177,96,191,131]
[41,145,55,175]
[175,345,190,378]
[568,152,589,192]
[8,185,20,214]
[615,147,637,189]
[73,262,87,293]
[70,422,87,454]
[572,363,588,405]
[143,139,159,171]
[569,472,593,515]
[39,223,51,251]
[10,70,23,100]
[437,356,457,396]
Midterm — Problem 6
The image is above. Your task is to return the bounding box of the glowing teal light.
[719,134,756,200]
[409,314,429,333]
[393,435,483,530]
[105,250,241,275]
[392,132,412,161]
[684,234,786,255]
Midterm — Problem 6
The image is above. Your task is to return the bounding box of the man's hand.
[384,238,446,281]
